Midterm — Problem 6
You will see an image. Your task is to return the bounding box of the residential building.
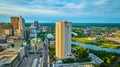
[56,21,73,59]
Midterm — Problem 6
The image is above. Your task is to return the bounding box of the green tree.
[11,44,14,47]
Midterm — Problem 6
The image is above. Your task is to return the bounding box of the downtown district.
[0,16,101,67]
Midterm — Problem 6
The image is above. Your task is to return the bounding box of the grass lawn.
[100,43,120,49]
[73,37,120,49]
[72,38,95,44]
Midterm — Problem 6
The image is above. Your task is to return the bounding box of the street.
[43,35,49,67]
[19,54,42,67]
[19,34,49,67]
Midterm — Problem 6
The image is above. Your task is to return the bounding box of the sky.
[0,0,120,23]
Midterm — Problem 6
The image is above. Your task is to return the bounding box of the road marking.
[32,58,38,67]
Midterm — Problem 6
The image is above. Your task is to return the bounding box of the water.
[72,42,120,54]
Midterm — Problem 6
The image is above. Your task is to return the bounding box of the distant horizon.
[1,22,120,24]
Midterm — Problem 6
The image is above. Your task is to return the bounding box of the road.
[19,39,43,67]
[19,35,49,67]
[43,35,49,67]
[19,54,41,67]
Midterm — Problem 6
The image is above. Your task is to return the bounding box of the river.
[72,42,120,54]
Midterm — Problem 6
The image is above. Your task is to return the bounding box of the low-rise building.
[29,25,37,38]
[42,26,48,32]
[0,35,7,44]
[0,51,19,67]
[7,36,24,47]
[30,38,42,51]
[53,62,94,67]
[4,47,25,60]
[7,36,19,43]
[0,43,10,49]
[50,41,55,48]
[0,47,25,67]
[89,53,103,64]
[0,23,12,36]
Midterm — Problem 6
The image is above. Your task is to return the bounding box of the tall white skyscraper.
[56,21,72,59]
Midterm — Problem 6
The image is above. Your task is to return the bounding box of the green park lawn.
[100,43,120,49]
[72,37,120,49]
[72,38,95,44]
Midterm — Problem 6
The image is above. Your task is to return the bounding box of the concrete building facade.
[11,17,19,29]
[0,23,12,36]
[29,25,37,38]
[11,16,25,39]
[0,47,25,67]
[56,21,72,59]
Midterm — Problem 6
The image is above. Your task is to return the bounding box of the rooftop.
[0,47,24,64]
[7,36,19,39]
[0,23,12,31]
[0,35,7,40]
[0,51,18,64]
[4,47,24,53]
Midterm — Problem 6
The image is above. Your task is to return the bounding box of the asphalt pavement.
[19,54,40,67]
[43,36,49,67]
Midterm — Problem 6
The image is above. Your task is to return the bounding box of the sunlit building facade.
[11,16,25,39]
[56,21,72,59]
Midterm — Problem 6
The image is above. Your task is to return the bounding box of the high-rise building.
[56,21,73,59]
[34,21,39,28]
[11,17,19,29]
[19,16,25,39]
[11,16,25,39]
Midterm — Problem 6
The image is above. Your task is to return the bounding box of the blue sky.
[0,0,120,23]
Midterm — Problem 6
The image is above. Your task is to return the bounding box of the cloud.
[64,2,86,9]
[94,0,108,5]
[0,1,66,16]
[0,0,120,17]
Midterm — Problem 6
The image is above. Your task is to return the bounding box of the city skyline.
[0,0,120,23]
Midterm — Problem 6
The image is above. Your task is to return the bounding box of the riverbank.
[72,37,120,49]
[72,42,120,54]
